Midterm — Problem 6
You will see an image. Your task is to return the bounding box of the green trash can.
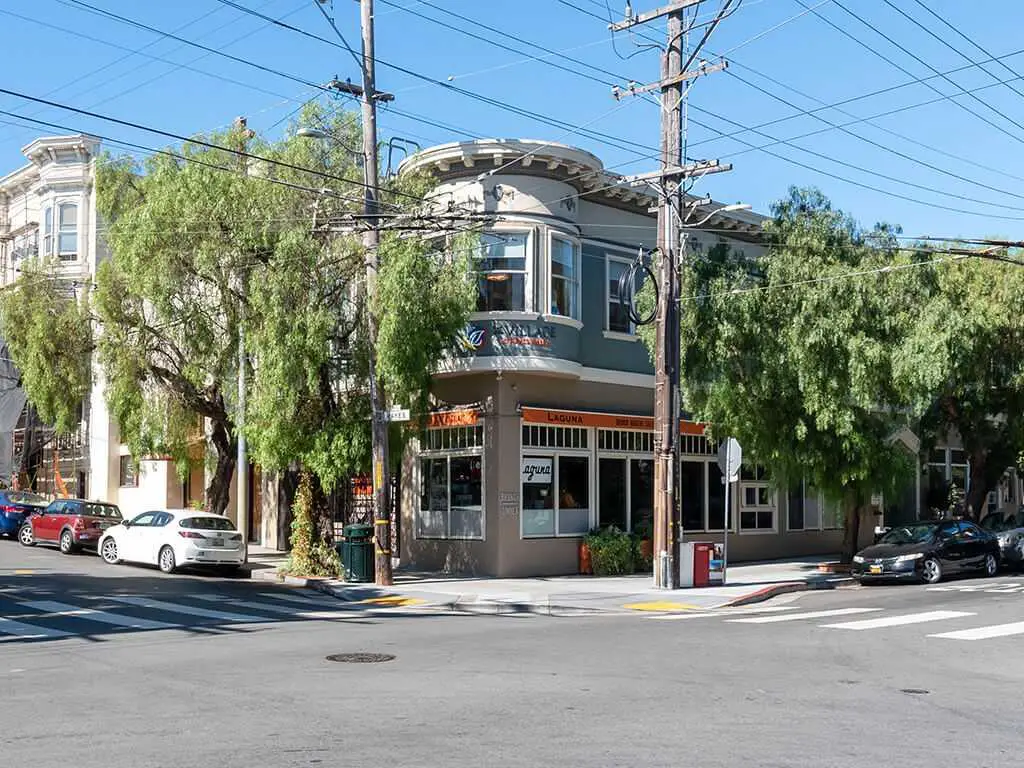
[339,523,374,583]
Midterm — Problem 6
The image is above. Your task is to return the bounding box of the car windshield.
[879,524,936,545]
[83,503,122,519]
[180,516,236,531]
[6,491,48,507]
[982,515,1008,532]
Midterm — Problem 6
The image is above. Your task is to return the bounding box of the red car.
[18,498,123,554]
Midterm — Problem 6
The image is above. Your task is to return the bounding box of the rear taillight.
[0,505,19,514]
[179,531,207,539]
[73,518,86,531]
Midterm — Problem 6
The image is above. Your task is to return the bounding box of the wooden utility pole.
[611,0,733,588]
[358,0,393,586]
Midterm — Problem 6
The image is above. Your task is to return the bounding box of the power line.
[0,89,420,207]
[799,0,1024,148]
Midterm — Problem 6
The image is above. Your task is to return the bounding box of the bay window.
[549,235,579,319]
[476,232,528,312]
[58,203,78,260]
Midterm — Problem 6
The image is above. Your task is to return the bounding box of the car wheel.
[100,537,120,564]
[158,545,177,574]
[18,524,35,547]
[921,557,943,584]
[984,553,999,577]
[59,529,78,555]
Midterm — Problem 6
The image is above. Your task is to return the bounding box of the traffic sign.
[384,407,410,423]
[716,437,742,482]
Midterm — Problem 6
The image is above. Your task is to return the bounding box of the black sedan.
[851,519,1000,585]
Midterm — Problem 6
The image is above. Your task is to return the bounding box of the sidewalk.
[248,550,851,615]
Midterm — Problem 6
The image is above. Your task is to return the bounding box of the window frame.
[42,206,53,257]
[547,231,581,321]
[56,202,78,261]
[738,464,776,533]
[605,255,635,335]
[596,429,655,534]
[118,455,138,488]
[679,457,732,533]
[520,425,593,539]
[415,429,485,542]
[473,230,533,314]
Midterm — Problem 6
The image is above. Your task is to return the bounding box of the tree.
[897,252,1024,519]
[645,188,929,561]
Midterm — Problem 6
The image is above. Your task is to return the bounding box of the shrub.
[281,471,341,578]
[585,526,634,576]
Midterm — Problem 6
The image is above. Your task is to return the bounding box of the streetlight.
[682,202,751,228]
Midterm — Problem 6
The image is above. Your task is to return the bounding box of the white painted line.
[929,621,1024,641]
[822,610,974,630]
[194,595,348,620]
[648,606,799,621]
[728,608,881,624]
[984,587,1024,593]
[106,596,268,623]
[0,616,72,639]
[18,600,178,631]
[256,591,342,608]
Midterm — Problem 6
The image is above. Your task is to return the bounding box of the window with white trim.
[57,203,78,260]
[521,425,590,537]
[787,480,822,531]
[549,235,579,319]
[43,207,53,257]
[739,465,774,531]
[476,232,529,312]
[597,429,654,534]
[606,257,633,333]
[417,425,484,540]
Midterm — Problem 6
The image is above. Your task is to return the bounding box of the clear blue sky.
[3,0,1024,240]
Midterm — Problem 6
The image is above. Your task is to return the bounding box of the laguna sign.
[520,458,553,484]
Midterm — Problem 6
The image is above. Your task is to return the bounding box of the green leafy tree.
[0,264,92,434]
[645,188,929,560]
[896,252,1024,519]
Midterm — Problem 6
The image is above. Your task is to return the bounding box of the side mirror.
[122,520,131,528]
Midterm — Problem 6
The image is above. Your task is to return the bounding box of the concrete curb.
[722,577,851,607]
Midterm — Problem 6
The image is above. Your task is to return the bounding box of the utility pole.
[233,115,255,545]
[611,1,734,589]
[358,0,393,586]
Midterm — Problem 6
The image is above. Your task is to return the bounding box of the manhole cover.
[325,653,395,664]
[900,688,930,696]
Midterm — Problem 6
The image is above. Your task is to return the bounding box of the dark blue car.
[0,490,49,538]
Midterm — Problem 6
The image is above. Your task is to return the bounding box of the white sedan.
[98,510,247,574]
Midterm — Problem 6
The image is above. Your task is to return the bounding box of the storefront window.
[521,453,590,537]
[629,459,654,535]
[598,458,627,530]
[416,427,484,540]
[476,232,528,312]
[707,462,726,530]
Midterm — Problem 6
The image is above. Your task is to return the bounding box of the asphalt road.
[2,539,1023,768]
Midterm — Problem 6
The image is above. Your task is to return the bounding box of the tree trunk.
[309,473,335,546]
[965,452,990,521]
[206,420,237,516]
[840,491,863,564]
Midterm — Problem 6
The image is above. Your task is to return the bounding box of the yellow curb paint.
[623,601,701,612]
[357,596,427,607]
[13,570,34,575]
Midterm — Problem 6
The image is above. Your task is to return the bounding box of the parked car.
[98,510,246,574]
[18,498,122,553]
[851,519,1000,584]
[0,490,49,538]
[981,510,1024,569]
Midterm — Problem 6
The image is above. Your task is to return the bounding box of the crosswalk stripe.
[105,596,268,623]
[648,605,800,621]
[727,608,881,624]
[193,595,349,619]
[929,621,1024,641]
[17,600,178,630]
[256,591,345,608]
[0,615,72,639]
[822,610,974,630]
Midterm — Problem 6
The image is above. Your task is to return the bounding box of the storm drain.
[325,653,396,664]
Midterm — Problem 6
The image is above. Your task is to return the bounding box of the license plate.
[869,564,883,574]
[210,539,224,547]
